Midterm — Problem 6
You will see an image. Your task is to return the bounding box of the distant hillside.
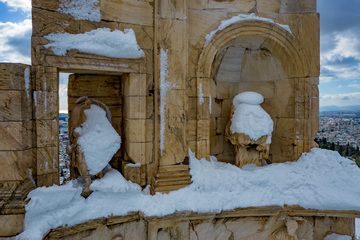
[320,105,360,112]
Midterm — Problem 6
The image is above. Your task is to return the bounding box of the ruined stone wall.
[30,0,320,186]
[185,0,319,163]
[0,63,35,236]
[31,0,155,187]
[45,210,355,240]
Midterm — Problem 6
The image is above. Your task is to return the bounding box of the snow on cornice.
[205,13,292,46]
[44,28,145,59]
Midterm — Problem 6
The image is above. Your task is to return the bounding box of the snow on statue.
[225,91,273,167]
[69,97,121,197]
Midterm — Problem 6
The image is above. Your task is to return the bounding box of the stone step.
[158,165,189,173]
[153,184,190,193]
[155,177,192,187]
[156,171,190,179]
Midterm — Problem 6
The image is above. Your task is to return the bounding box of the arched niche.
[195,20,313,164]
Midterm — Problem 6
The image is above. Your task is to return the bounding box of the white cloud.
[321,31,360,63]
[322,62,360,80]
[320,92,360,107]
[0,0,31,12]
[320,31,360,83]
[59,73,70,113]
[0,19,32,64]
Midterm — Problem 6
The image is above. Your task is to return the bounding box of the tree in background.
[315,138,360,166]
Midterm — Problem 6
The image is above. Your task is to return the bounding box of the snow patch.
[233,91,264,105]
[58,0,101,22]
[45,28,144,59]
[90,168,141,193]
[324,233,352,240]
[126,162,142,168]
[205,13,292,45]
[209,96,212,114]
[24,66,30,97]
[198,80,205,105]
[160,49,173,155]
[18,148,360,240]
[75,104,121,175]
[230,92,273,142]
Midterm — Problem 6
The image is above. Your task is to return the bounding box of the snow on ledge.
[44,28,145,59]
[58,0,101,22]
[24,67,30,98]
[198,80,205,105]
[205,13,292,46]
[160,48,173,155]
[324,233,352,240]
[17,148,360,240]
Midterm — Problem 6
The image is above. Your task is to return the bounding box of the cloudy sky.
[0,0,360,110]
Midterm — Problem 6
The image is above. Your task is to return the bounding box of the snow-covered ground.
[17,148,360,240]
[45,28,144,59]
[324,233,352,240]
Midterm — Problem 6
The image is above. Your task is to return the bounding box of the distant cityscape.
[58,109,360,184]
[59,113,70,184]
[317,111,360,149]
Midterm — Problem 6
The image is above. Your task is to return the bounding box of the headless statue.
[225,92,273,168]
[68,97,114,197]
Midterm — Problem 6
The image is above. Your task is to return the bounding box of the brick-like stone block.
[101,0,153,26]
[0,121,33,151]
[37,172,59,187]
[145,119,154,142]
[0,91,22,121]
[36,119,59,148]
[0,149,34,181]
[280,0,316,13]
[123,73,147,97]
[125,142,146,164]
[124,96,146,119]
[34,66,58,92]
[0,214,24,236]
[34,91,58,120]
[0,64,30,91]
[124,119,146,143]
[36,147,58,175]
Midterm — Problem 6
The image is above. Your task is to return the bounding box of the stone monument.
[0,0,357,239]
[225,91,273,167]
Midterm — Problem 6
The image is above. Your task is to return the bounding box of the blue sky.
[0,0,360,109]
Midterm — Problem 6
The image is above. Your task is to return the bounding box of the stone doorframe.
[194,20,317,161]
[33,58,149,187]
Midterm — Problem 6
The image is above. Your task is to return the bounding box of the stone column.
[152,0,191,192]
[155,0,188,166]
[122,73,148,186]
[33,66,59,186]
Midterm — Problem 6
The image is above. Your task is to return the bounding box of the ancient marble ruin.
[225,91,273,167]
[0,0,359,239]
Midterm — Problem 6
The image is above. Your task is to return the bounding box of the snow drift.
[17,148,360,240]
